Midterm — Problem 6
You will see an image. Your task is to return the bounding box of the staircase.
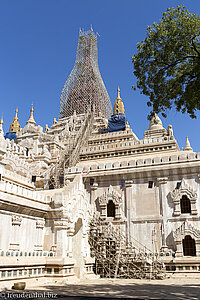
[46,110,94,189]
[89,216,165,279]
[68,110,94,167]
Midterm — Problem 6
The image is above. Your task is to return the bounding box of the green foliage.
[132,5,200,118]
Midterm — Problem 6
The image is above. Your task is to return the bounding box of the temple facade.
[0,29,200,288]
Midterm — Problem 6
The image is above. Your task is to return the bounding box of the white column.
[90,182,98,205]
[35,220,45,251]
[174,200,181,216]
[124,180,133,241]
[54,220,68,257]
[157,177,168,249]
[176,239,183,257]
[191,197,198,215]
[9,215,22,251]
[67,223,74,258]
[196,239,200,256]
[83,225,91,257]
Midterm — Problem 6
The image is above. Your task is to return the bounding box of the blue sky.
[0,0,199,151]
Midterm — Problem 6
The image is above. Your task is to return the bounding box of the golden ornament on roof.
[9,108,20,132]
[113,86,125,115]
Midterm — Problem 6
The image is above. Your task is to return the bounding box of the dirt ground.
[20,277,200,299]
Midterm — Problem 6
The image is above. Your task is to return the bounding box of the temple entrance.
[183,235,196,256]
[180,195,191,214]
[107,200,115,217]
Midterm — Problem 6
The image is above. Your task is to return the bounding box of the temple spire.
[59,29,112,119]
[9,108,20,132]
[113,86,125,114]
[144,113,168,138]
[0,114,4,136]
[185,136,193,151]
[26,104,36,126]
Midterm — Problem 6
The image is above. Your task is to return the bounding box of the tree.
[132,5,200,118]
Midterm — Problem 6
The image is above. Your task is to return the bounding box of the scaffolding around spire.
[59,29,112,119]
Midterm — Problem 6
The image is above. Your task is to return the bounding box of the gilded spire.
[26,104,36,126]
[9,108,20,132]
[113,86,125,114]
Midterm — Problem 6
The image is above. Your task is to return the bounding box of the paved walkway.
[25,278,200,299]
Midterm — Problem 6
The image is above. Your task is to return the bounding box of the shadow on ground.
[20,279,200,300]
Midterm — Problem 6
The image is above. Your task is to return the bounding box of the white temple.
[0,30,200,288]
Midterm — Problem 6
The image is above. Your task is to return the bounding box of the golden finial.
[117,86,121,100]
[14,108,18,120]
[26,104,36,126]
[113,86,125,115]
[9,107,20,132]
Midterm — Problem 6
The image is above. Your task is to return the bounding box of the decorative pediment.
[98,185,122,207]
[170,178,197,202]
[31,161,48,173]
[4,157,30,177]
[173,221,200,241]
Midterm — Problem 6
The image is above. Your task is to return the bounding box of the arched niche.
[170,179,197,216]
[173,221,200,257]
[98,186,122,220]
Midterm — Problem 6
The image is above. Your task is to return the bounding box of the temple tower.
[59,29,112,119]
